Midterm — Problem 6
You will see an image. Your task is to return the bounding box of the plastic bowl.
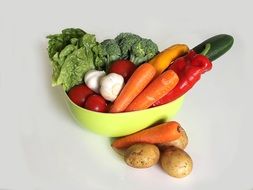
[64,93,184,137]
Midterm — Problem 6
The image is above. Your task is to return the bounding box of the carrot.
[112,121,182,149]
[109,63,156,113]
[125,70,179,112]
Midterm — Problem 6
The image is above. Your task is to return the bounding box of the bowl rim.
[64,91,184,116]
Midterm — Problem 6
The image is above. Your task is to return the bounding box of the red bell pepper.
[153,50,212,106]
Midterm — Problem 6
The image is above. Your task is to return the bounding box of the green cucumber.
[193,34,234,61]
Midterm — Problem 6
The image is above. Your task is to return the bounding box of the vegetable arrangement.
[47,28,162,112]
[46,28,234,178]
[47,28,233,113]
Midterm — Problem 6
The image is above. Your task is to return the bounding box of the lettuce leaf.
[46,28,106,91]
[56,47,95,90]
[47,28,86,59]
[51,44,77,86]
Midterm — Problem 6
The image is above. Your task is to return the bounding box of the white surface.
[1,0,252,189]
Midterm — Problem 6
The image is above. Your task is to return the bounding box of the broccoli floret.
[115,33,142,59]
[115,32,140,43]
[101,39,122,69]
[130,38,159,65]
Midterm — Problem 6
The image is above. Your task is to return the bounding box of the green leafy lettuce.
[47,28,105,91]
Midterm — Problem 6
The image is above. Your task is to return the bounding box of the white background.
[1,0,252,189]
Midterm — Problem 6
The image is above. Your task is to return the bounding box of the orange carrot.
[125,70,179,112]
[112,121,182,149]
[109,63,156,113]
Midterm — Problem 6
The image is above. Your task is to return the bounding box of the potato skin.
[124,143,160,168]
[157,127,188,150]
[160,146,193,178]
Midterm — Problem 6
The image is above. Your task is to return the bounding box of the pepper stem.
[200,43,211,56]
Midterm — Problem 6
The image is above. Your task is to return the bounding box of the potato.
[124,143,160,168]
[160,146,193,178]
[157,126,188,150]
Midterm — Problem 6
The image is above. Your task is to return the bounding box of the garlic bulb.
[84,70,106,93]
[100,73,124,102]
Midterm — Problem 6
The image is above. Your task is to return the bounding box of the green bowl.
[64,93,184,137]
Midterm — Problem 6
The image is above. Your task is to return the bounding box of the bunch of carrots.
[109,44,189,113]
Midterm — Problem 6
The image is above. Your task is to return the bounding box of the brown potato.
[157,127,188,150]
[124,143,160,168]
[160,146,193,178]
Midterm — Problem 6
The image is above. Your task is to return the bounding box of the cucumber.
[193,34,234,61]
